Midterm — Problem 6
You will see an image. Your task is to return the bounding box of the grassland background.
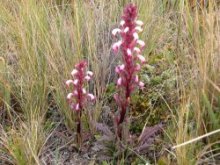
[0,0,220,164]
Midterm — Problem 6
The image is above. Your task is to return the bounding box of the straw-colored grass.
[0,0,219,164]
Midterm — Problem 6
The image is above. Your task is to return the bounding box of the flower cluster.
[112,4,146,127]
[66,60,95,147]
[66,61,95,111]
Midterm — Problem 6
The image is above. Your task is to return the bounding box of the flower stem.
[76,110,82,148]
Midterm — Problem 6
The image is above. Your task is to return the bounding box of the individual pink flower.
[112,41,123,53]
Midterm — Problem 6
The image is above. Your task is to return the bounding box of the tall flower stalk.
[66,61,95,147]
[112,3,146,139]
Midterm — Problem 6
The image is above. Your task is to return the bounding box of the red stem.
[76,110,82,147]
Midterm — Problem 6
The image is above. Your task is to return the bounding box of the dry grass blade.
[172,129,220,149]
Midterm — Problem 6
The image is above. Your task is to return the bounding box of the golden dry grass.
[0,0,219,164]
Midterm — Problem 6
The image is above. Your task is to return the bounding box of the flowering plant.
[65,4,163,159]
[112,3,146,139]
[66,60,95,147]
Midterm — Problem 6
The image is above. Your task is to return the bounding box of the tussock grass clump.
[0,0,219,164]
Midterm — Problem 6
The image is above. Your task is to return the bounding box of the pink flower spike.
[87,71,93,77]
[136,20,144,26]
[85,75,91,81]
[124,27,129,33]
[133,32,139,40]
[135,26,143,32]
[111,4,146,134]
[66,80,74,87]
[134,47,141,54]
[137,55,146,63]
[87,93,95,101]
[71,69,78,76]
[67,93,74,100]
[66,60,95,144]
[120,20,125,26]
[139,81,144,89]
[112,28,121,36]
[117,77,122,86]
[137,40,145,48]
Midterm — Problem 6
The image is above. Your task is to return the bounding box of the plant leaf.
[138,123,163,145]
[95,122,113,137]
